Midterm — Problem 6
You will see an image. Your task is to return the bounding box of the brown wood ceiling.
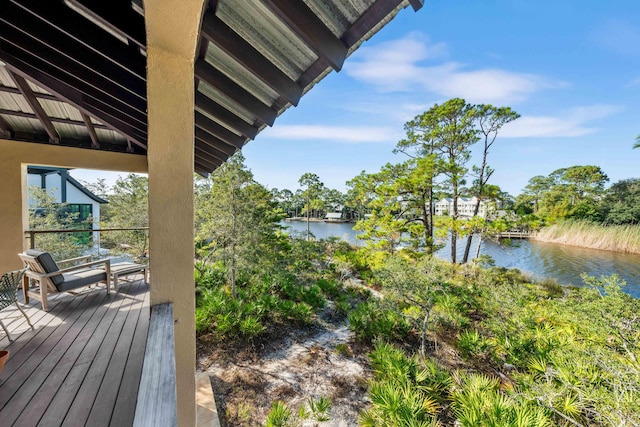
[0,0,422,176]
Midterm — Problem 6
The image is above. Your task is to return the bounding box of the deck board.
[0,275,149,427]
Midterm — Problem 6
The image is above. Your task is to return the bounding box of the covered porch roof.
[0,0,423,175]
[0,1,423,425]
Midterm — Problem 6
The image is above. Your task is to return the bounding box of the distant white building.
[325,212,345,222]
[28,166,107,239]
[434,197,491,218]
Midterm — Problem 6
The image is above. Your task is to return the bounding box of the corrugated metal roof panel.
[0,92,31,113]
[204,43,280,106]
[217,0,318,80]
[305,0,375,37]
[40,99,84,121]
[0,67,15,87]
[197,80,258,125]
[55,122,87,139]
[2,116,43,134]
[94,128,127,143]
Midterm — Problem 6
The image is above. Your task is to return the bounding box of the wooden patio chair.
[0,267,34,341]
[18,250,111,311]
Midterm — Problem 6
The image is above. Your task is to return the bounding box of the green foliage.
[361,342,449,426]
[29,187,93,259]
[195,153,286,296]
[451,372,551,426]
[349,251,640,426]
[265,401,291,427]
[308,396,331,421]
[601,178,640,225]
[519,165,609,222]
[195,237,363,340]
[264,396,332,426]
[348,301,412,343]
[99,173,149,261]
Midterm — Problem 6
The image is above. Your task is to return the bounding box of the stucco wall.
[0,138,147,274]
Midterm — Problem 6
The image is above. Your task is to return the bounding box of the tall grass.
[534,219,640,254]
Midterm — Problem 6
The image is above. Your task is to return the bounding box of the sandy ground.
[198,307,372,426]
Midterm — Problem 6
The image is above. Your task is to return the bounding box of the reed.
[533,220,640,254]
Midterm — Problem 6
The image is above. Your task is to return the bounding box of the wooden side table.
[109,262,148,292]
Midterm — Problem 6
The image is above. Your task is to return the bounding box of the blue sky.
[77,0,640,196]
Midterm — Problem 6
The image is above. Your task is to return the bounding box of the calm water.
[282,220,640,298]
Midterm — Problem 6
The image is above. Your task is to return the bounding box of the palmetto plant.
[265,401,291,427]
[362,343,450,426]
[451,372,552,427]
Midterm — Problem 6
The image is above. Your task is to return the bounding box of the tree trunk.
[420,295,433,358]
[474,231,483,260]
[231,189,237,298]
[451,183,458,264]
[462,197,483,263]
[306,196,310,241]
[428,186,434,254]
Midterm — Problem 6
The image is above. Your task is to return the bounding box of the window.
[62,204,93,223]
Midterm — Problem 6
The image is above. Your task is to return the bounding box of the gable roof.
[0,0,422,176]
[27,166,108,204]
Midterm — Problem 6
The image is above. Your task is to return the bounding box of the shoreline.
[532,221,640,255]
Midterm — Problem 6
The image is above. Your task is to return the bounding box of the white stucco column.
[144,1,205,426]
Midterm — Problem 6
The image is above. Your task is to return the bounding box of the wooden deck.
[0,275,149,427]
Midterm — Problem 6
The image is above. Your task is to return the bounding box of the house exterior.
[434,197,492,218]
[27,167,106,240]
[0,1,423,425]
[325,212,345,222]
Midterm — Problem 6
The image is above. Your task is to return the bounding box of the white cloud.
[502,105,622,138]
[627,76,640,87]
[345,33,556,104]
[260,125,401,144]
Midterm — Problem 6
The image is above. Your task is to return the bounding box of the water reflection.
[281,220,640,297]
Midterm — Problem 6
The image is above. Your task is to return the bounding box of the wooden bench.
[133,303,177,427]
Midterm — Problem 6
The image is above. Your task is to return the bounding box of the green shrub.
[348,302,411,343]
[265,401,291,427]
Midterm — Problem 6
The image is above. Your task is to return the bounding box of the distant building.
[28,166,107,239]
[434,197,491,218]
[325,212,345,222]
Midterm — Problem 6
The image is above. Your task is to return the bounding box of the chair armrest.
[57,255,92,266]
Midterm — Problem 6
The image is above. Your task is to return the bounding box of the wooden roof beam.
[0,28,147,118]
[195,151,219,170]
[195,130,236,157]
[9,1,146,80]
[194,136,229,162]
[195,110,246,149]
[195,92,258,140]
[0,114,12,138]
[0,108,111,131]
[0,3,145,98]
[6,132,129,151]
[261,0,348,71]
[201,13,303,106]
[300,0,412,88]
[195,60,277,126]
[0,49,147,149]
[343,0,404,47]
[0,84,59,101]
[9,72,60,143]
[195,145,225,165]
[409,0,425,12]
[65,0,146,49]
[81,113,100,149]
